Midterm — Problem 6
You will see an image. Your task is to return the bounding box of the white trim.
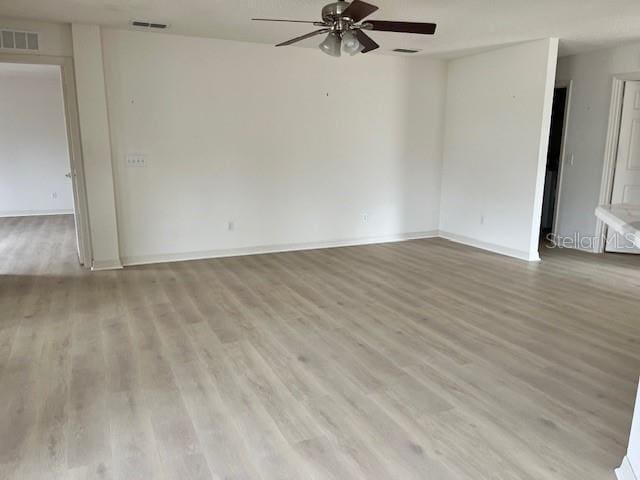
[528,37,559,260]
[121,230,440,267]
[89,228,551,269]
[438,231,540,262]
[597,77,626,253]
[552,80,573,238]
[0,209,74,217]
[616,456,638,480]
[91,258,123,271]
[101,228,551,269]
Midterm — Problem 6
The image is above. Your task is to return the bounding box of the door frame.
[0,53,92,266]
[550,80,573,238]
[597,72,640,253]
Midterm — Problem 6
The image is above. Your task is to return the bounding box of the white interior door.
[59,62,90,266]
[67,167,85,264]
[606,81,640,253]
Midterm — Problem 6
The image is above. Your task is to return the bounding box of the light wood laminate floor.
[1,215,639,479]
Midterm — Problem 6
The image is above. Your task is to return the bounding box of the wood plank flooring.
[1,214,639,479]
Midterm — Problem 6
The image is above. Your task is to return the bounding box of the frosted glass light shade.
[341,30,362,55]
[319,32,342,57]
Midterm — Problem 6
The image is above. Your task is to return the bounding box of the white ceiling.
[2,0,640,57]
[0,62,60,79]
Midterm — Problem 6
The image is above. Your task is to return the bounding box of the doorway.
[0,57,91,268]
[605,80,640,253]
[540,86,568,242]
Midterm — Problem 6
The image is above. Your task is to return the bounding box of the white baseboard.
[121,230,440,267]
[0,209,74,218]
[439,231,540,262]
[616,456,638,480]
[91,229,546,270]
[91,259,123,271]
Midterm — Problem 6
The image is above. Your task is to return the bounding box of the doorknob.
[65,172,72,179]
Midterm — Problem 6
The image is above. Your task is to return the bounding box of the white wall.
[556,41,640,246]
[72,24,121,269]
[100,28,447,264]
[0,66,74,216]
[60,25,558,267]
[440,39,559,261]
[617,379,640,480]
[628,381,640,480]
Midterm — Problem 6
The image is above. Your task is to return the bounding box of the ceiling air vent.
[392,48,420,54]
[131,21,169,29]
[0,30,39,51]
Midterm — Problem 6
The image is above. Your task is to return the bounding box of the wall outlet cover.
[126,154,147,167]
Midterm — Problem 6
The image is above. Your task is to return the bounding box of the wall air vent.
[0,30,39,51]
[131,21,169,29]
[392,48,420,54]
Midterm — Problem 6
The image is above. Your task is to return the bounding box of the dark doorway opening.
[540,87,567,241]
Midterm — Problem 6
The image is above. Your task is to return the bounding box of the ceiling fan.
[252,0,436,57]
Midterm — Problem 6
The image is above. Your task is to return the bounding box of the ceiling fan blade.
[364,20,437,35]
[354,29,379,53]
[276,28,330,47]
[252,18,320,24]
[341,0,379,22]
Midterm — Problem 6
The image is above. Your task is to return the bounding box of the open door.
[54,65,86,265]
[540,87,567,241]
[58,59,92,266]
[606,81,640,253]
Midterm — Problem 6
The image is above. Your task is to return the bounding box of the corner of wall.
[71,23,122,269]
[437,58,452,233]
[439,38,562,262]
[527,37,560,261]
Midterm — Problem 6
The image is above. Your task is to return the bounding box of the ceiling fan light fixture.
[341,30,362,55]
[319,31,342,57]
[254,0,436,57]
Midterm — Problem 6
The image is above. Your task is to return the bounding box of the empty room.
[0,1,639,479]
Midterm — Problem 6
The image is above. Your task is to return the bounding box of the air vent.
[0,30,39,51]
[392,48,420,54]
[131,21,169,29]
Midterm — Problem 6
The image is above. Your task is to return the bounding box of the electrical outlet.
[51,192,58,200]
[480,215,485,225]
[227,220,235,231]
[126,154,147,167]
